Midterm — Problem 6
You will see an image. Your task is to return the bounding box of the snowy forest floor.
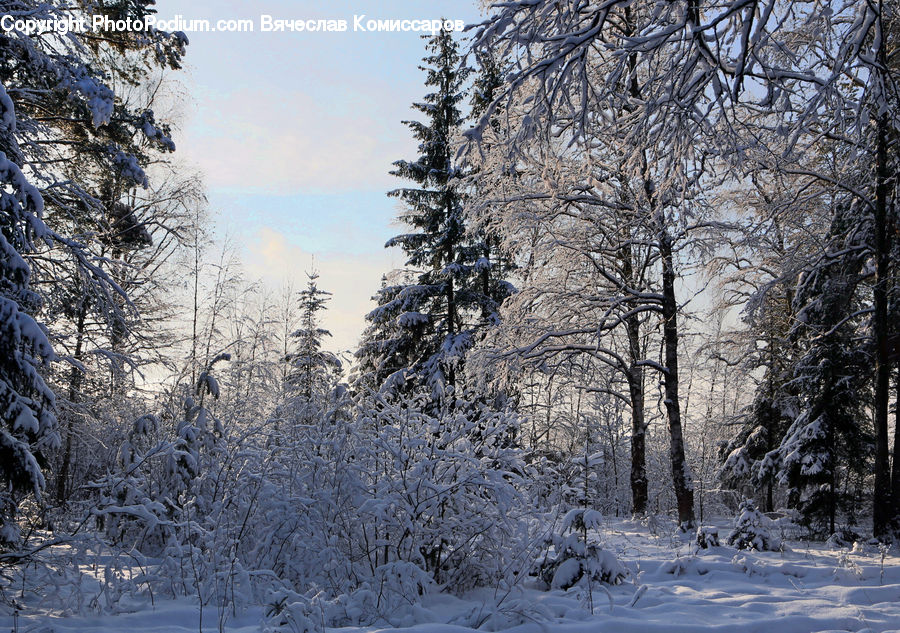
[3,518,900,633]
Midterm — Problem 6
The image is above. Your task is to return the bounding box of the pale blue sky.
[161,0,485,351]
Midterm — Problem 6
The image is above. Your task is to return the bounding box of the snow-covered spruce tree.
[727,498,780,552]
[358,28,511,405]
[720,385,795,513]
[764,202,873,536]
[719,193,803,512]
[538,508,628,590]
[1,0,187,511]
[353,36,529,590]
[537,416,629,590]
[354,275,411,394]
[285,272,342,412]
[0,83,58,546]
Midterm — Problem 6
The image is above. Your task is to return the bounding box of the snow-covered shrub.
[353,393,532,594]
[96,356,231,550]
[825,527,861,549]
[538,508,628,589]
[834,549,863,579]
[262,562,434,632]
[92,355,293,619]
[658,555,710,577]
[641,513,671,537]
[168,384,533,623]
[92,414,171,552]
[254,382,361,597]
[727,499,781,551]
[87,367,532,620]
[520,450,568,512]
[695,525,720,549]
[263,588,325,633]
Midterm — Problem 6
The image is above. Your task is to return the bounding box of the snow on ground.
[3,518,900,633]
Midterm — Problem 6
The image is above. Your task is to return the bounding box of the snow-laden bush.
[825,527,861,549]
[263,588,327,633]
[727,499,781,551]
[538,508,628,589]
[354,393,532,594]
[695,525,720,549]
[90,369,534,623]
[261,562,432,633]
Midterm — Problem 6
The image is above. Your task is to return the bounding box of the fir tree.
[765,203,873,535]
[285,272,341,410]
[0,83,58,546]
[1,0,186,511]
[360,28,511,405]
[721,282,798,512]
[354,273,420,395]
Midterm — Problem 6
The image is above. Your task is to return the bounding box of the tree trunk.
[891,367,900,531]
[827,394,836,537]
[445,189,457,394]
[445,272,456,392]
[873,110,892,539]
[56,298,87,505]
[659,227,695,528]
[626,313,648,516]
[190,227,201,386]
[619,163,648,516]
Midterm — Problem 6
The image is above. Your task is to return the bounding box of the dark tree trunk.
[763,365,777,513]
[873,110,892,539]
[827,396,836,537]
[56,298,87,505]
[659,228,695,528]
[891,367,900,531]
[626,307,647,516]
[619,6,649,517]
[445,266,456,392]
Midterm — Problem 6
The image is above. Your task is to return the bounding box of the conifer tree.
[721,280,798,513]
[360,28,511,405]
[0,0,185,524]
[766,204,873,535]
[355,274,419,395]
[285,272,341,409]
[0,84,57,546]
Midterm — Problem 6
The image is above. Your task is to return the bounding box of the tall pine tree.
[358,28,511,405]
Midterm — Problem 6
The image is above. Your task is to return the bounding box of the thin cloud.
[179,88,404,194]
[245,226,392,352]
